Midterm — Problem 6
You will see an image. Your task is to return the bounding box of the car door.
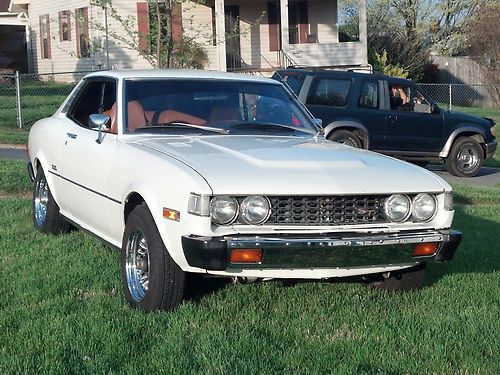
[57,78,119,239]
[382,81,444,153]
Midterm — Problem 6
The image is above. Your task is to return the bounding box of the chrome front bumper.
[182,229,461,271]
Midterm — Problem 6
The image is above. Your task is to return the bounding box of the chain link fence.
[0,71,499,131]
[0,71,96,130]
[418,83,499,110]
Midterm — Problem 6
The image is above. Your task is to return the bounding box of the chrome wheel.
[456,147,480,173]
[125,229,150,302]
[34,174,49,227]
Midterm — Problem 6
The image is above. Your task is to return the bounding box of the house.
[8,0,368,75]
[0,0,29,71]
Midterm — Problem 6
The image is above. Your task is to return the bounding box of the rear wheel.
[328,130,362,148]
[445,137,484,177]
[369,263,426,291]
[32,167,70,234]
[121,203,185,311]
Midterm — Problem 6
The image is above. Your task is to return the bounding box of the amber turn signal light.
[230,249,263,263]
[413,242,438,257]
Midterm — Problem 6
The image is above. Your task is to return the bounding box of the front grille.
[266,195,387,225]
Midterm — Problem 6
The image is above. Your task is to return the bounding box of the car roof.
[275,68,412,85]
[85,69,278,84]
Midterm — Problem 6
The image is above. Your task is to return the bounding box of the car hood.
[132,135,449,195]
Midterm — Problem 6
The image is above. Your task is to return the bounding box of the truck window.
[306,78,351,107]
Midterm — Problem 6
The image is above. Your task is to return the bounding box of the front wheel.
[328,130,362,148]
[369,263,426,291]
[32,167,70,234]
[445,137,484,177]
[121,203,185,311]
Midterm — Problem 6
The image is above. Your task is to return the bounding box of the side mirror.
[430,103,440,114]
[89,114,111,144]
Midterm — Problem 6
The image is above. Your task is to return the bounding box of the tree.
[466,1,500,106]
[91,0,208,69]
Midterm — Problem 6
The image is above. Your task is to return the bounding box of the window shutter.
[267,1,280,51]
[137,2,149,54]
[172,2,183,44]
[298,1,308,44]
[75,8,80,56]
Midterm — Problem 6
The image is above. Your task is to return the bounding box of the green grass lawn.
[1,161,499,374]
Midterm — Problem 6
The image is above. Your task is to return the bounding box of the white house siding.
[29,0,94,75]
[101,0,151,70]
[309,0,338,44]
[182,1,218,70]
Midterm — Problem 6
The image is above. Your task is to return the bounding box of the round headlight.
[239,196,271,225]
[210,196,238,225]
[412,193,437,221]
[383,194,411,222]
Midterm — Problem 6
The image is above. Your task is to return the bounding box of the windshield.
[123,79,317,135]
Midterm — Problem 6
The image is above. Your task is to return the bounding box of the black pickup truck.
[273,68,497,177]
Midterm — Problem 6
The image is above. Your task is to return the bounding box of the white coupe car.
[28,70,461,311]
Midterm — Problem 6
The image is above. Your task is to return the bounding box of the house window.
[136,2,183,55]
[338,0,359,42]
[40,14,51,59]
[288,1,308,44]
[75,7,90,57]
[59,10,71,41]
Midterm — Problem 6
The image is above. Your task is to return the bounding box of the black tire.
[328,130,362,148]
[369,263,426,291]
[445,137,484,177]
[32,167,71,234]
[121,203,185,311]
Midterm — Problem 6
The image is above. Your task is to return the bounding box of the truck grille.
[266,195,386,225]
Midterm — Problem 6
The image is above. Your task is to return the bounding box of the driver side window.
[68,80,116,130]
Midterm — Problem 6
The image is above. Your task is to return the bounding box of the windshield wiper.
[228,121,305,133]
[137,122,228,135]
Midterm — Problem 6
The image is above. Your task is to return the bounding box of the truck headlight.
[412,193,437,221]
[210,196,238,225]
[239,195,271,225]
[383,194,411,222]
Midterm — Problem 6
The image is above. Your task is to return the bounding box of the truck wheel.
[121,203,185,311]
[32,167,71,234]
[328,130,362,148]
[445,137,484,177]
[369,263,426,291]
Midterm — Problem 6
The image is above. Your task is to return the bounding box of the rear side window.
[306,78,351,107]
[358,80,379,109]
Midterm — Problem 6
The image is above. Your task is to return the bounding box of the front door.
[225,6,241,70]
[382,82,444,152]
[58,78,119,240]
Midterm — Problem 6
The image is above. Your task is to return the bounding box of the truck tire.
[445,137,484,177]
[121,203,185,311]
[328,130,362,148]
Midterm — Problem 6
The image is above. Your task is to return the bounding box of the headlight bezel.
[412,193,438,222]
[383,194,412,223]
[210,195,239,225]
[239,195,271,225]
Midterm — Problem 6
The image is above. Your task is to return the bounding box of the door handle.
[388,115,398,123]
[66,133,77,139]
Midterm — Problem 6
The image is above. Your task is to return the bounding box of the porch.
[184,0,368,73]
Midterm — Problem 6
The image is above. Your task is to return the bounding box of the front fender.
[323,121,369,148]
[439,126,486,157]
